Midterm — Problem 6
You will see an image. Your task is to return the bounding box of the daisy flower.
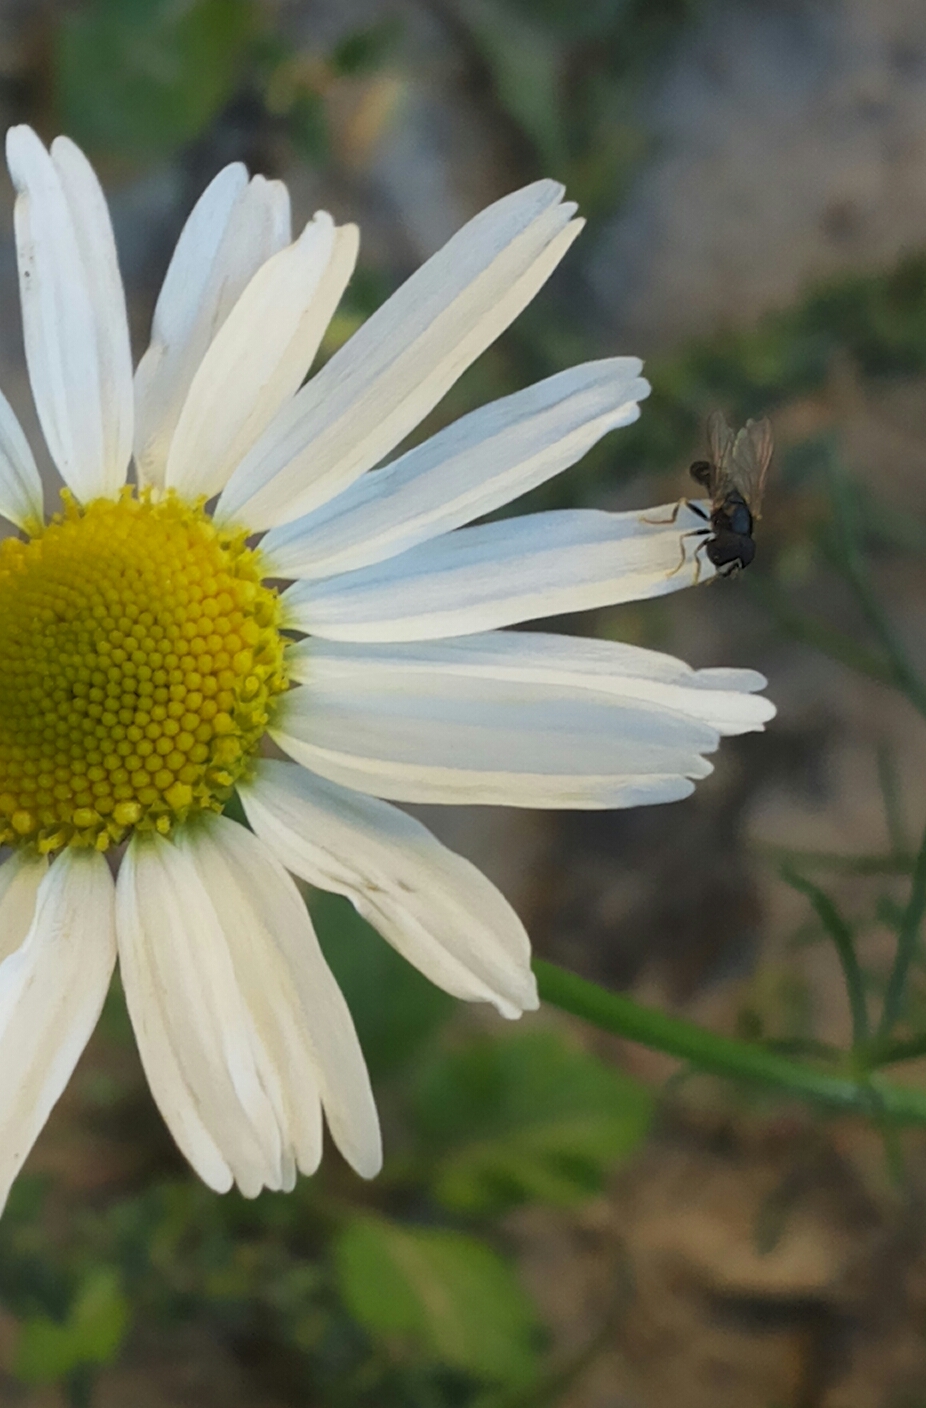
[0,125,774,1209]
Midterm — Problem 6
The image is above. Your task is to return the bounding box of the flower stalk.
[535,958,926,1125]
[876,813,926,1041]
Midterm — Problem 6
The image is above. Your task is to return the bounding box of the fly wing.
[705,410,737,500]
[730,417,773,517]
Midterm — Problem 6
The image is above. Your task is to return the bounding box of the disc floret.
[0,491,288,853]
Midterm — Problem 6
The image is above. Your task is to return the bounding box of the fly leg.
[668,527,710,579]
[691,534,715,585]
[645,501,711,577]
[643,497,710,528]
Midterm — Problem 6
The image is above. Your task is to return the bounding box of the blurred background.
[2,0,926,1404]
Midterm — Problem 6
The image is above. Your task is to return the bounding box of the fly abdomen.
[705,529,756,575]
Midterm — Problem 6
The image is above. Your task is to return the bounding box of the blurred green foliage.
[52,0,404,166]
[415,248,926,520]
[415,1032,652,1214]
[0,895,650,1406]
[334,1218,540,1385]
[467,252,926,518]
[15,1268,129,1390]
[606,253,926,488]
[56,0,259,157]
[451,0,701,212]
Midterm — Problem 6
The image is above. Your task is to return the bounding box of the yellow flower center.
[0,491,287,854]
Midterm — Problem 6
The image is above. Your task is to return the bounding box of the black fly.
[685,412,773,579]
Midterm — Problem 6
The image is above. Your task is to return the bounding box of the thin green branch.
[877,743,910,857]
[843,558,926,717]
[827,461,926,719]
[761,1037,844,1060]
[535,960,926,1124]
[869,1031,926,1068]
[757,844,914,876]
[877,815,926,1040]
[780,867,869,1048]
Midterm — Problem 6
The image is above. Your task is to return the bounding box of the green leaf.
[14,1268,130,1385]
[465,2,567,171]
[331,19,403,76]
[334,1216,540,1385]
[495,0,632,40]
[55,0,258,158]
[309,889,454,1078]
[414,1031,652,1213]
[289,90,329,163]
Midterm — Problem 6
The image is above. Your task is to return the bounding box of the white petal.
[166,215,358,500]
[116,832,285,1198]
[216,180,583,530]
[183,815,381,1179]
[7,126,133,501]
[271,645,719,808]
[51,137,134,495]
[262,359,649,579]
[0,849,116,1215]
[0,851,46,963]
[286,633,776,737]
[242,761,537,1018]
[134,167,291,489]
[0,384,43,529]
[282,502,715,641]
[174,820,322,1179]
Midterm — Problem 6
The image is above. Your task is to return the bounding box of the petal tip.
[49,133,79,161]
[349,1141,384,1181]
[495,982,540,1019]
[6,124,43,184]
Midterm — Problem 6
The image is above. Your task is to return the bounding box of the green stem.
[869,1031,926,1068]
[535,959,926,1124]
[828,462,926,719]
[877,743,910,856]
[780,867,869,1047]
[756,845,914,876]
[845,557,926,718]
[877,815,926,1040]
